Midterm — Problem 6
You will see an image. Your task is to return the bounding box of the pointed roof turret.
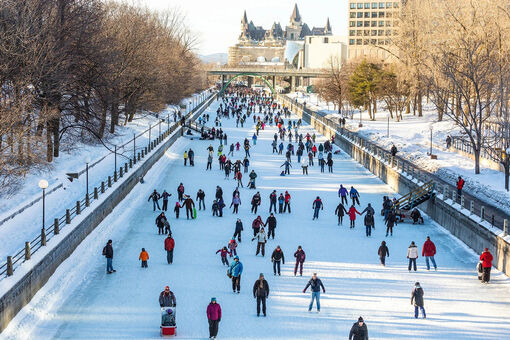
[325,17,332,34]
[242,10,248,25]
[290,4,301,23]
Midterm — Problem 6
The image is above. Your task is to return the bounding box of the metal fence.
[0,91,216,281]
[278,94,510,232]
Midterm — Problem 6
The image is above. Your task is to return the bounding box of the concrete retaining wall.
[278,94,510,277]
[0,94,217,333]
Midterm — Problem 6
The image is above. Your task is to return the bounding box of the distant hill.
[199,53,228,65]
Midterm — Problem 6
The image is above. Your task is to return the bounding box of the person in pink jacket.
[206,297,221,339]
[347,205,361,229]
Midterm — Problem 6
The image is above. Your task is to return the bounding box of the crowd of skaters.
[100,87,495,339]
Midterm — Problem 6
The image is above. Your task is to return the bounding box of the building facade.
[228,4,332,66]
[300,36,348,69]
[347,0,401,61]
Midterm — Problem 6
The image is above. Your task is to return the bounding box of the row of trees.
[0,0,207,194]
[318,0,510,182]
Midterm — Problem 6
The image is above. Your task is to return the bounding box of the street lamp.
[386,112,390,138]
[85,156,91,198]
[429,123,434,158]
[38,179,49,229]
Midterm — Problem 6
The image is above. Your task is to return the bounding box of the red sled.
[161,326,176,337]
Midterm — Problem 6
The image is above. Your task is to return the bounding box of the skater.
[281,160,292,175]
[361,203,375,217]
[271,246,285,275]
[139,248,149,268]
[159,286,176,307]
[148,189,161,211]
[251,192,261,214]
[249,170,257,188]
[174,201,182,218]
[164,234,175,264]
[161,190,171,211]
[294,246,306,276]
[349,317,369,340]
[155,212,167,235]
[348,205,361,228]
[206,153,213,170]
[456,176,464,201]
[411,282,426,319]
[218,197,226,217]
[233,218,243,242]
[312,196,323,220]
[228,237,238,256]
[183,195,195,219]
[265,213,277,239]
[269,190,277,213]
[253,273,270,317]
[480,248,493,283]
[252,227,267,257]
[378,241,389,266]
[235,171,243,188]
[230,194,241,214]
[411,209,424,224]
[350,186,360,206]
[338,185,348,205]
[183,150,188,166]
[284,191,291,213]
[252,215,265,236]
[422,236,437,271]
[303,273,325,312]
[390,144,398,157]
[364,212,374,236]
[278,193,285,213]
[243,157,250,173]
[216,246,231,266]
[327,158,333,172]
[407,241,419,272]
[177,183,185,201]
[335,202,347,225]
[212,200,219,217]
[385,210,396,236]
[207,298,221,339]
[228,143,234,156]
[196,189,206,210]
[188,148,195,166]
[301,157,309,175]
[215,186,223,201]
[102,239,115,274]
[228,255,243,293]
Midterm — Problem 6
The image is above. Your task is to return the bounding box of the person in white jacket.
[301,158,309,175]
[407,241,419,272]
[252,227,267,257]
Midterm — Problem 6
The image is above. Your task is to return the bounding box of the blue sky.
[146,0,349,55]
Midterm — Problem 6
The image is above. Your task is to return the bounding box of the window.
[386,20,392,26]
[350,21,356,27]
[379,2,385,8]
[386,12,392,18]
[357,30,363,36]
[386,29,392,35]
[371,39,377,44]
[364,29,370,35]
[372,2,378,8]
[364,3,370,8]
[349,39,355,45]
[394,2,399,8]
[357,21,363,27]
[378,29,384,36]
[324,37,329,43]
[363,39,369,45]
[386,2,392,8]
[357,3,363,9]
[379,20,384,27]
[291,33,294,39]
[372,12,378,18]
[379,12,385,17]
[371,30,377,36]
[364,12,370,18]
[350,12,356,18]
[356,39,362,45]
[357,12,363,18]
[364,21,370,27]
[309,37,312,43]
[371,21,377,27]
[350,3,356,9]
[349,30,355,36]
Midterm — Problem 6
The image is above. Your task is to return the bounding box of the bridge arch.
[220,73,276,95]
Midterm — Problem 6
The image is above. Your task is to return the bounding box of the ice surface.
[3,98,510,340]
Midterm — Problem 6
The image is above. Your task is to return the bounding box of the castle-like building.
[228,4,332,66]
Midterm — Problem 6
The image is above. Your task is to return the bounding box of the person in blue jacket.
[252,133,258,145]
[228,255,243,293]
[338,185,348,205]
[350,186,360,206]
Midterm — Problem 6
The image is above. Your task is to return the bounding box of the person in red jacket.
[480,248,493,283]
[252,216,265,237]
[456,176,464,201]
[294,246,306,276]
[422,236,437,271]
[284,191,291,213]
[206,297,221,339]
[347,205,361,229]
[164,234,175,264]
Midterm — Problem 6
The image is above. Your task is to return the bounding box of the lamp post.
[386,113,390,138]
[429,124,433,157]
[85,157,91,198]
[38,179,49,229]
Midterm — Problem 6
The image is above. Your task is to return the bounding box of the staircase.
[395,181,435,211]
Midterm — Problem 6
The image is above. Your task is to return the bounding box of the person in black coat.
[253,273,270,317]
[161,191,171,211]
[271,246,285,275]
[155,212,167,235]
[148,189,161,211]
[233,218,243,242]
[103,239,115,274]
[335,202,347,225]
[265,213,277,239]
[349,317,368,340]
[378,241,389,266]
[251,192,261,214]
[196,189,206,210]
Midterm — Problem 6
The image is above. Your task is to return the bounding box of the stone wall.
[0,94,217,333]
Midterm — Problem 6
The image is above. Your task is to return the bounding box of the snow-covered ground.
[3,98,510,339]
[289,92,510,216]
[0,92,209,261]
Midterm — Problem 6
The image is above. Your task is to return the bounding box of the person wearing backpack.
[102,239,115,274]
[227,256,243,293]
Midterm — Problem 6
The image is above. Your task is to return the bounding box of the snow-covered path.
[3,98,510,340]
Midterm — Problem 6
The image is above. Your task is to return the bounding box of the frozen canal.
[3,98,510,339]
